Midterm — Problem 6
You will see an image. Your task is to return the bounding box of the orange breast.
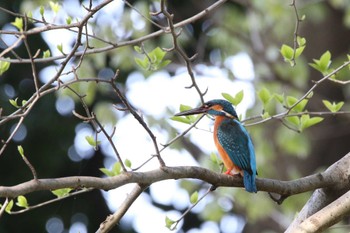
[213,116,242,175]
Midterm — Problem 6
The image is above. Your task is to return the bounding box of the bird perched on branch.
[175,99,257,193]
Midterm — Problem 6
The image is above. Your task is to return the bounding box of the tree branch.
[285,152,350,232]
[96,183,149,233]
[294,191,350,233]
[0,152,348,200]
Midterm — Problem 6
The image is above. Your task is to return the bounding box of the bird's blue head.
[175,99,238,119]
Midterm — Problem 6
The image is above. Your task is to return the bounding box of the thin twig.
[123,0,164,29]
[171,185,215,230]
[290,0,302,66]
[96,183,149,233]
[20,150,38,180]
[0,117,25,156]
[22,15,40,96]
[0,198,10,219]
[110,72,166,167]
[92,112,127,172]
[158,0,206,104]
[0,0,228,64]
[10,188,93,215]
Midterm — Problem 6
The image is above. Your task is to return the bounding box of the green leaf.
[52,188,72,198]
[322,100,344,113]
[100,162,123,177]
[9,98,19,108]
[190,191,199,204]
[273,93,285,104]
[309,51,332,74]
[286,96,309,112]
[258,88,271,106]
[124,159,132,168]
[150,47,166,61]
[134,46,170,71]
[85,135,100,147]
[0,60,11,75]
[170,116,191,124]
[179,104,192,112]
[221,93,235,104]
[165,216,176,230]
[134,45,142,54]
[135,57,149,70]
[43,49,51,58]
[305,117,323,128]
[27,11,33,21]
[16,195,29,208]
[285,116,300,129]
[297,36,306,47]
[66,16,72,25]
[39,6,45,16]
[11,17,23,31]
[307,91,314,99]
[334,102,344,112]
[262,111,270,119]
[280,44,294,61]
[295,46,305,58]
[57,43,64,54]
[5,200,13,213]
[171,104,198,124]
[322,100,333,112]
[300,115,323,131]
[100,168,115,177]
[49,1,61,14]
[291,99,308,112]
[222,90,244,106]
[112,162,122,175]
[158,59,171,69]
[286,96,298,108]
[319,51,331,71]
[17,145,25,157]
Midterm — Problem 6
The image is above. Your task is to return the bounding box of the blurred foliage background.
[0,0,350,232]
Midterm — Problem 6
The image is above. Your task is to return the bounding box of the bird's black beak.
[174,105,208,116]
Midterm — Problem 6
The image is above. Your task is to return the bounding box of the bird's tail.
[243,171,257,193]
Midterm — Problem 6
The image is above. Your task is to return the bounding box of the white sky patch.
[220,214,245,233]
[131,9,146,30]
[127,63,255,120]
[225,52,255,81]
[1,24,20,48]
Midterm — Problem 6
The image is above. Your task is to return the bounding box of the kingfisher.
[175,99,257,193]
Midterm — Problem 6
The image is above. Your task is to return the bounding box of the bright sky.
[2,1,256,232]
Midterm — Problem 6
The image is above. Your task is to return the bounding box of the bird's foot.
[224,168,242,176]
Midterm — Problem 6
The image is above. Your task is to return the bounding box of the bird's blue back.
[217,118,257,192]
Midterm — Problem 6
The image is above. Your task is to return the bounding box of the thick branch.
[286,152,350,232]
[294,191,350,233]
[0,152,349,199]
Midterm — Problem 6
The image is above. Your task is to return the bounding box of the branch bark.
[0,152,349,200]
[96,183,149,233]
[285,152,350,232]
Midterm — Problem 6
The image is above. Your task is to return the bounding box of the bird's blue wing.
[217,119,255,174]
